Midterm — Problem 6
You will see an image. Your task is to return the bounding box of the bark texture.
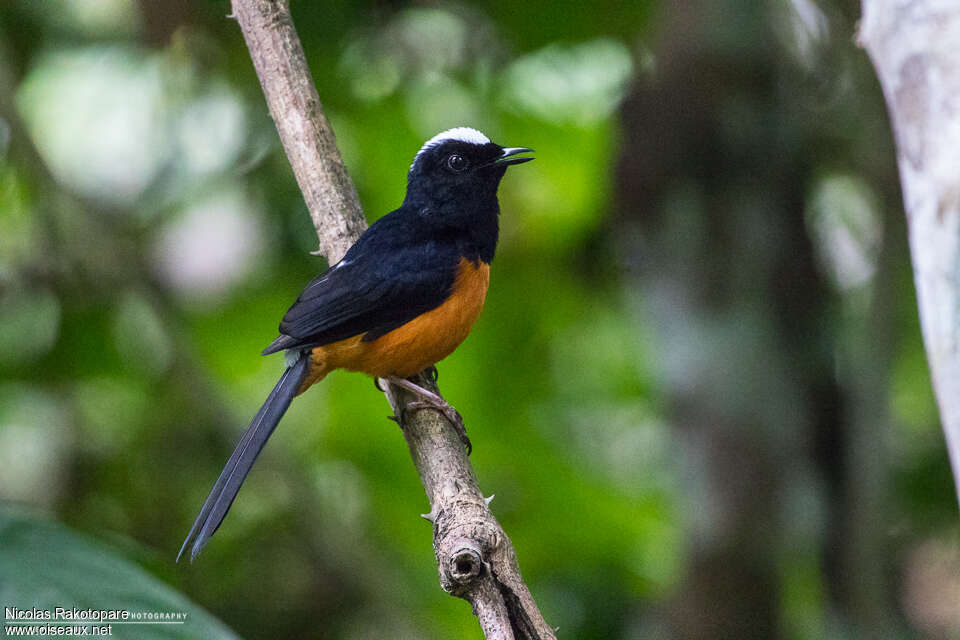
[859,0,960,501]
[233,0,365,262]
[230,1,556,637]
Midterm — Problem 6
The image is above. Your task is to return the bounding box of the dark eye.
[446,154,469,172]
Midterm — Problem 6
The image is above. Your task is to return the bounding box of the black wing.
[262,215,460,355]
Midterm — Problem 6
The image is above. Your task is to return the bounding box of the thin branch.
[230,1,557,636]
[231,0,364,262]
[859,0,960,503]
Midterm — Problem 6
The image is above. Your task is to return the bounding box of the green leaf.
[0,506,240,640]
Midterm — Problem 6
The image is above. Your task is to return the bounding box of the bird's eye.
[446,154,469,173]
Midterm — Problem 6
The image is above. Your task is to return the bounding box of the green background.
[0,1,957,638]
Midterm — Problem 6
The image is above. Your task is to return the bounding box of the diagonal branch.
[230,1,557,637]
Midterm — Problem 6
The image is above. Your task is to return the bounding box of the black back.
[263,133,514,355]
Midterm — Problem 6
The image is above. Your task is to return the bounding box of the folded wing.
[263,226,461,354]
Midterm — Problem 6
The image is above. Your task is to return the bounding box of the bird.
[178,127,533,562]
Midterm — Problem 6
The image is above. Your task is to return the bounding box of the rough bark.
[231,0,365,262]
[859,0,960,501]
[230,1,556,637]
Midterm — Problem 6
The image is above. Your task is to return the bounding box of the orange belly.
[298,258,489,391]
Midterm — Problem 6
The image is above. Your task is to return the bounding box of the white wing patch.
[412,127,491,168]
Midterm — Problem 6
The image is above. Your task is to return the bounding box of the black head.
[403,127,533,227]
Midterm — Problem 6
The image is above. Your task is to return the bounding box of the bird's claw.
[405,400,472,455]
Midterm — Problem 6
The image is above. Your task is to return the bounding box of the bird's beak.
[495,147,535,165]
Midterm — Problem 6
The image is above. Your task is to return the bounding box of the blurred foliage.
[0,1,957,639]
[0,507,239,639]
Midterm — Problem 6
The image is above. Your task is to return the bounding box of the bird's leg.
[424,365,439,383]
[384,376,471,454]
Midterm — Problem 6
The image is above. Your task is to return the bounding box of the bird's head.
[404,127,533,220]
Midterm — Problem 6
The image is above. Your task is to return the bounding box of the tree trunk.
[859,0,960,504]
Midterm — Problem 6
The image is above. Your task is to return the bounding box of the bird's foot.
[423,365,439,383]
[385,375,472,454]
[404,399,471,454]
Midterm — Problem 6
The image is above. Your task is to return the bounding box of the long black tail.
[178,352,310,562]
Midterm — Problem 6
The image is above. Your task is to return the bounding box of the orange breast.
[299,257,490,390]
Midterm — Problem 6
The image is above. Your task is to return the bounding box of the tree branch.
[859,0,960,503]
[230,1,557,636]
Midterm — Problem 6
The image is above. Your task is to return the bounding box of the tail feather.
[178,352,310,562]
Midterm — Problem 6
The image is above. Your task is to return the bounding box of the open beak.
[495,147,535,165]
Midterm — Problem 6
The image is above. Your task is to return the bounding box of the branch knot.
[447,542,486,589]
